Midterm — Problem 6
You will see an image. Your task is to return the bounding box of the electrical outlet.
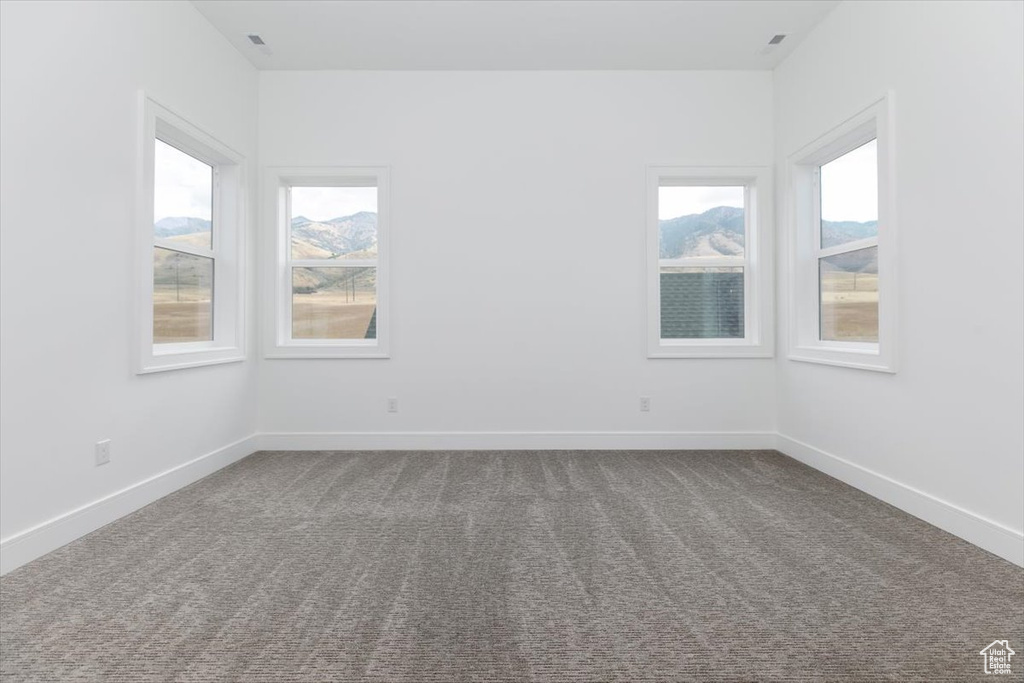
[639,397,651,412]
[95,439,111,466]
[387,397,398,413]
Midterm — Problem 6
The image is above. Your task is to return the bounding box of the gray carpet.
[1,450,1022,682]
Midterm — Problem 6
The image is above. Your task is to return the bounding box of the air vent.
[768,34,787,45]
[247,34,266,46]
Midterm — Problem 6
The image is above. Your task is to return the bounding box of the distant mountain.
[659,207,877,271]
[292,212,377,259]
[659,206,745,259]
[155,216,211,238]
[821,219,877,250]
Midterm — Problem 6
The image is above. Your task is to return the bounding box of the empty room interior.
[1,0,1023,680]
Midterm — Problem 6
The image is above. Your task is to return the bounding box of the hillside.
[821,219,877,250]
[291,212,377,259]
[659,206,745,259]
[155,216,211,239]
[660,206,877,272]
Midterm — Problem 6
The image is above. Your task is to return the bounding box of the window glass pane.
[291,187,378,260]
[820,139,878,249]
[292,267,377,339]
[153,247,213,343]
[660,267,744,339]
[820,246,878,342]
[153,139,212,250]
[658,186,744,259]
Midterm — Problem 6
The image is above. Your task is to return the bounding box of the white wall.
[774,1,1024,557]
[0,1,259,554]
[257,71,777,446]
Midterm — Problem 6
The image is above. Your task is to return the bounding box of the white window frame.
[785,93,897,373]
[136,93,246,374]
[646,166,773,358]
[263,167,390,359]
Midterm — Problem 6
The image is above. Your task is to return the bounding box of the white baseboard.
[0,435,258,575]
[776,434,1024,567]
[5,432,1018,575]
[254,430,778,452]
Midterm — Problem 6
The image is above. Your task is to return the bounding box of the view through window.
[658,186,746,339]
[818,139,879,343]
[289,186,378,340]
[152,139,214,344]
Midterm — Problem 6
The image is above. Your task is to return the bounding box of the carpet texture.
[1,450,1022,682]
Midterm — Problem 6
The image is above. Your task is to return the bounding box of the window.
[137,95,245,373]
[264,168,390,358]
[647,167,773,358]
[786,94,896,372]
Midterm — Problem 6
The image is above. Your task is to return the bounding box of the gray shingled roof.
[660,271,744,339]
[364,308,377,339]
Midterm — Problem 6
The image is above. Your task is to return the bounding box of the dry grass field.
[820,271,878,342]
[153,287,212,343]
[292,291,376,339]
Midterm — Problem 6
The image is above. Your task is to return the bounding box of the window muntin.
[138,94,245,374]
[816,139,879,343]
[286,185,379,341]
[647,167,772,358]
[152,140,216,344]
[786,94,895,372]
[658,185,747,340]
[265,167,390,359]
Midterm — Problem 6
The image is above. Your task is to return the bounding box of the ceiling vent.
[246,34,273,56]
[759,34,788,56]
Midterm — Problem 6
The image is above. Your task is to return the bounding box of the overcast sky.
[154,137,874,225]
[659,185,743,220]
[153,140,212,222]
[291,187,377,221]
[820,139,877,223]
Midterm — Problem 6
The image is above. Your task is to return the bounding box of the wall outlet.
[95,439,111,466]
[387,397,398,413]
[639,397,651,412]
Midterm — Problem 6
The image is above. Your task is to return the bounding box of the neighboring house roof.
[660,270,744,339]
[365,308,377,340]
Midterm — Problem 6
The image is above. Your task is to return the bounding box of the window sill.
[138,347,246,374]
[788,346,895,373]
[648,342,773,359]
[264,344,390,360]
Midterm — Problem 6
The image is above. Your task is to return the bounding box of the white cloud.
[153,140,212,222]
[659,186,743,220]
[820,139,877,223]
[291,187,377,221]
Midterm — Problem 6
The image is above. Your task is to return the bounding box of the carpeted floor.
[1,450,1022,682]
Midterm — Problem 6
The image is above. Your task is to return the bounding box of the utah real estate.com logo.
[979,640,1015,675]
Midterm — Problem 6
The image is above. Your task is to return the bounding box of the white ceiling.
[191,0,840,71]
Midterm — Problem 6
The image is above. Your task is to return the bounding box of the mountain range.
[156,207,876,276]
[291,212,377,259]
[659,206,746,259]
[155,216,211,239]
[660,206,877,272]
